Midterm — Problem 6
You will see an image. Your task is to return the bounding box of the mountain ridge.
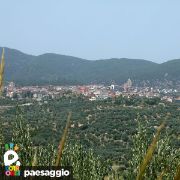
[0,47,180,86]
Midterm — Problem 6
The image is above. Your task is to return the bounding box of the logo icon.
[3,143,21,176]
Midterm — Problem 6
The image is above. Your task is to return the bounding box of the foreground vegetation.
[1,95,180,164]
[0,95,179,179]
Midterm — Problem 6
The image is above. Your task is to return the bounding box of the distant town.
[3,78,180,104]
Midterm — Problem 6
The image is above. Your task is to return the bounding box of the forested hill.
[1,47,180,86]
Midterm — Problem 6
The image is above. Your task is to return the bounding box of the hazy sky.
[0,0,180,63]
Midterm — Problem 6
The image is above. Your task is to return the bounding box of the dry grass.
[156,169,166,180]
[0,48,5,93]
[55,112,71,166]
[136,122,165,180]
[174,165,180,180]
[31,147,37,166]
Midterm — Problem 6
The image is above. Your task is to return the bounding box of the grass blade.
[156,169,165,180]
[136,122,165,180]
[31,147,37,166]
[174,166,180,180]
[0,48,5,93]
[55,112,71,166]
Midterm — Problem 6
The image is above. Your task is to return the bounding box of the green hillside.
[1,47,180,85]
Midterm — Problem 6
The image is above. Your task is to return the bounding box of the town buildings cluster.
[4,79,180,103]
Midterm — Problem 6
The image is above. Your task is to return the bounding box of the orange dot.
[14,145,19,151]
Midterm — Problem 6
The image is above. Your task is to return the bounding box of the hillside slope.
[0,47,179,85]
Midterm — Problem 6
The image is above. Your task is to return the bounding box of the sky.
[0,0,180,63]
